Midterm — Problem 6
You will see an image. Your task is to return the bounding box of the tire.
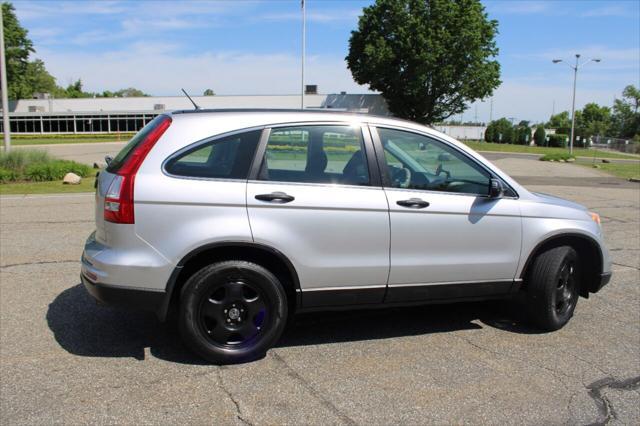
[526,245,580,331]
[179,260,288,364]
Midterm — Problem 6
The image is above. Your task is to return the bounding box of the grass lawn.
[6,134,135,146]
[575,159,640,181]
[463,141,638,160]
[0,171,97,195]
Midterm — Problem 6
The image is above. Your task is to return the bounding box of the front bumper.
[81,273,165,313]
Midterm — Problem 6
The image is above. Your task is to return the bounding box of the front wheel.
[179,260,288,364]
[526,246,580,331]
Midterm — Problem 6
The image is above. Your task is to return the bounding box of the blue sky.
[13,0,640,123]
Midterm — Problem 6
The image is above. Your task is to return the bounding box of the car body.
[81,110,611,363]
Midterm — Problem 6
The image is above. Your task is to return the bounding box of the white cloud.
[15,0,126,20]
[581,5,629,17]
[512,46,640,76]
[35,45,369,96]
[258,9,361,23]
[485,1,552,15]
[121,18,209,32]
[459,80,628,124]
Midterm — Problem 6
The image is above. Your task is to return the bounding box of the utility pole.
[0,9,10,152]
[553,54,601,154]
[301,0,306,110]
[489,97,493,122]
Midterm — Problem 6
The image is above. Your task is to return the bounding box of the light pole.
[552,54,601,154]
[0,9,10,152]
[301,0,306,110]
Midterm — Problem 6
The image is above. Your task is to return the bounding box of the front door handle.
[396,198,430,209]
[255,192,295,203]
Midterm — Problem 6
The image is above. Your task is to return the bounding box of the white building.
[1,93,389,134]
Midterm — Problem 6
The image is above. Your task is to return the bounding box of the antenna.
[181,88,200,110]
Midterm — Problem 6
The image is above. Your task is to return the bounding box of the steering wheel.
[394,167,411,188]
[435,163,451,179]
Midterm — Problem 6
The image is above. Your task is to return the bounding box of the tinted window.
[165,130,261,179]
[260,125,369,185]
[107,114,170,173]
[377,128,490,195]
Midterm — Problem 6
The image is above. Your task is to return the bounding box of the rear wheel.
[526,246,580,331]
[179,260,287,363]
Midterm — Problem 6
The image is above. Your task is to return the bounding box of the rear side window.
[165,130,261,179]
[259,125,369,185]
[107,115,171,173]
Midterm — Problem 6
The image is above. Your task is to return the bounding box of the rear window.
[164,130,262,180]
[107,115,170,173]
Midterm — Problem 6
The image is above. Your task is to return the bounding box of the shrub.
[534,125,546,146]
[484,125,494,142]
[0,150,51,172]
[0,167,19,183]
[0,150,91,183]
[547,134,569,148]
[485,118,514,144]
[515,126,532,145]
[540,153,575,162]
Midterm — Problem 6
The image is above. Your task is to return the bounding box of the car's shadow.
[47,284,540,365]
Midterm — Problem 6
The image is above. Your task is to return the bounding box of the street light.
[552,54,601,154]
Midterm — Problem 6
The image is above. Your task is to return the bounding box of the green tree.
[484,124,494,142]
[114,87,148,97]
[534,125,546,146]
[61,79,92,98]
[203,89,215,96]
[346,0,500,124]
[515,124,531,145]
[547,111,571,129]
[23,59,59,95]
[577,103,610,138]
[485,118,513,143]
[611,85,640,138]
[2,2,34,99]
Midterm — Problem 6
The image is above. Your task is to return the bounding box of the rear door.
[370,126,522,302]
[94,115,170,245]
[246,123,390,307]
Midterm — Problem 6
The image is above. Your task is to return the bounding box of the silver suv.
[82,110,611,363]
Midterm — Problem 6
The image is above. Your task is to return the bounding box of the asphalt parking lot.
[1,157,639,424]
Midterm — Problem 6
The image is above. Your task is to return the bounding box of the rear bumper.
[81,273,165,313]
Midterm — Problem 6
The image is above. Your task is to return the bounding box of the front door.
[247,124,390,307]
[370,126,522,302]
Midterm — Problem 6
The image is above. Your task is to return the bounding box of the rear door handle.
[396,198,430,209]
[255,192,295,203]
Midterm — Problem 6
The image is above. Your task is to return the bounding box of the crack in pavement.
[271,352,357,425]
[455,334,576,385]
[216,367,254,426]
[586,375,640,425]
[611,261,640,271]
[0,259,78,269]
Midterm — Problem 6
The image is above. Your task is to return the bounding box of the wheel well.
[521,234,602,298]
[166,244,300,318]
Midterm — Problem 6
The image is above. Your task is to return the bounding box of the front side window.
[165,129,261,179]
[377,128,491,196]
[260,125,370,185]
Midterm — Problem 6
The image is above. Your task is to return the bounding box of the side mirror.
[437,153,451,162]
[489,178,504,198]
[105,155,113,166]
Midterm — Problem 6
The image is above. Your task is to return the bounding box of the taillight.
[104,115,172,223]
